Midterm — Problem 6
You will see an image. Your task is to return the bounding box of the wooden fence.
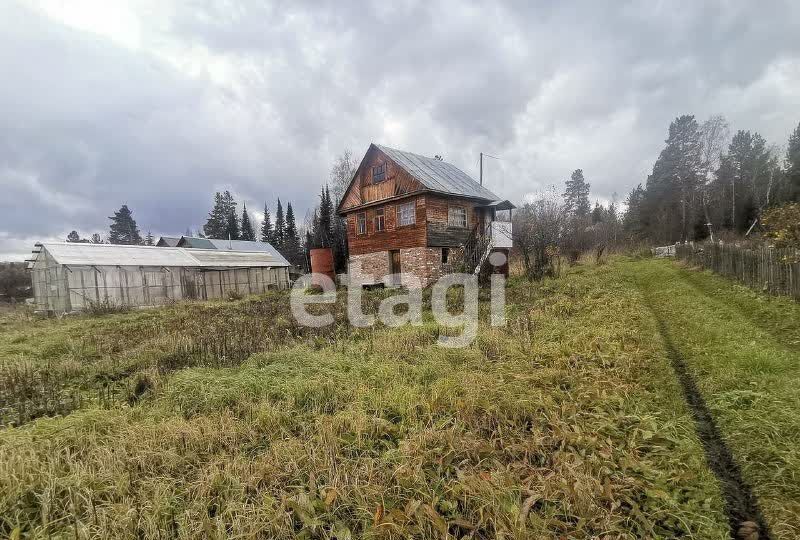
[675,242,800,300]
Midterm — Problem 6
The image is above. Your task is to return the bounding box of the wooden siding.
[425,195,487,247]
[340,146,424,212]
[347,195,428,255]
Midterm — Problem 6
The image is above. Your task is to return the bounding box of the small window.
[357,212,366,234]
[375,207,385,231]
[442,247,450,264]
[397,201,416,226]
[448,206,467,228]
[372,163,386,183]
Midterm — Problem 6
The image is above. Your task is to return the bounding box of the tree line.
[514,116,800,280]
[62,164,358,271]
[623,116,800,243]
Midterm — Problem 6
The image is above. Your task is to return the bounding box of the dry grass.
[0,263,735,538]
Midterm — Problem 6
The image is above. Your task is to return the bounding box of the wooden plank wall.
[347,195,428,255]
[340,146,424,212]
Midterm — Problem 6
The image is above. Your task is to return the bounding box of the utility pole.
[478,152,499,186]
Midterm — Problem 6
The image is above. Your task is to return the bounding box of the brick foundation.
[349,247,464,287]
[349,251,390,284]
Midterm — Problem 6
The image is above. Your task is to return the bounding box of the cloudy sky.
[1,1,799,260]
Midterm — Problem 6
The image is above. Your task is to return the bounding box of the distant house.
[337,144,514,286]
[27,242,290,314]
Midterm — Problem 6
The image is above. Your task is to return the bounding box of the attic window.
[372,163,386,183]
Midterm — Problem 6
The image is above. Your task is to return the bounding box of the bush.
[762,202,800,248]
[85,298,131,315]
[0,263,30,301]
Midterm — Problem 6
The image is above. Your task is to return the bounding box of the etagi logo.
[291,254,508,348]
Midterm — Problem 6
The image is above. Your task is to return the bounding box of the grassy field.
[0,257,796,538]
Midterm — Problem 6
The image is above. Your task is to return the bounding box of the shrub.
[762,202,800,248]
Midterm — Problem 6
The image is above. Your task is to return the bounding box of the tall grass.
[0,265,734,538]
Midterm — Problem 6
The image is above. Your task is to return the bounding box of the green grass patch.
[0,262,735,538]
[628,258,800,538]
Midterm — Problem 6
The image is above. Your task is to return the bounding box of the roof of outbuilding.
[156,236,181,247]
[177,237,290,266]
[35,243,289,268]
[375,144,501,201]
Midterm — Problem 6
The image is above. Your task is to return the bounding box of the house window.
[397,201,416,226]
[442,247,450,264]
[372,163,386,183]
[357,212,366,234]
[375,207,385,231]
[448,206,467,228]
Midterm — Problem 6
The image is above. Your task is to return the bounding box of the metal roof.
[156,236,181,247]
[375,144,500,201]
[35,243,289,268]
[177,237,291,266]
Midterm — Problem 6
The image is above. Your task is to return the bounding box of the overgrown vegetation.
[1,258,797,538]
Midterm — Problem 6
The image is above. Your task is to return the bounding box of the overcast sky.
[1,1,799,260]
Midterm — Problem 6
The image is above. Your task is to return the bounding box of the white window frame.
[357,212,366,234]
[375,207,385,231]
[448,206,467,228]
[397,201,416,226]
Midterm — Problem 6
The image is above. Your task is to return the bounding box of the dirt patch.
[645,296,771,540]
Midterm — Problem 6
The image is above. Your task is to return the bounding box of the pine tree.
[66,231,81,243]
[260,202,273,244]
[108,205,143,245]
[145,231,155,245]
[562,169,591,217]
[90,233,103,244]
[274,198,286,250]
[204,192,227,238]
[240,202,256,241]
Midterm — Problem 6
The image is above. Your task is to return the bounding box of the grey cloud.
[2,0,800,260]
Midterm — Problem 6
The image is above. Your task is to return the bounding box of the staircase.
[463,224,493,275]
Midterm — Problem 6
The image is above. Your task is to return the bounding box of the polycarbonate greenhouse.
[27,242,290,314]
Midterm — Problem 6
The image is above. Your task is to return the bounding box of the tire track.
[643,294,771,540]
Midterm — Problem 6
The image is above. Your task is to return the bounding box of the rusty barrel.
[309,248,335,286]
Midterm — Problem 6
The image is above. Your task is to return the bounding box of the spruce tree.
[66,231,81,243]
[240,202,256,241]
[204,192,227,238]
[260,202,273,244]
[222,191,240,240]
[108,204,143,245]
[283,202,301,265]
[145,231,155,245]
[562,169,591,217]
[274,198,286,249]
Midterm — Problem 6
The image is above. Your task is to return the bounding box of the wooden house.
[338,144,514,286]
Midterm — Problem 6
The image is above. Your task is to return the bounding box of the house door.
[389,250,401,275]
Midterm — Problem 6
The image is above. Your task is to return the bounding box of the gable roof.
[375,144,500,201]
[156,236,181,247]
[177,237,290,266]
[34,243,288,268]
[338,143,503,214]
